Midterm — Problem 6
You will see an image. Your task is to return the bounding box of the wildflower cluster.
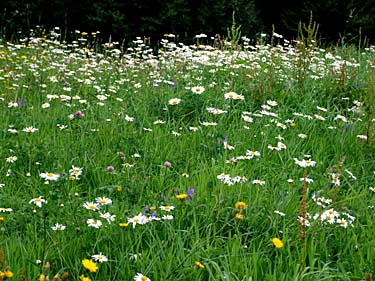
[217,173,248,186]
[83,196,115,228]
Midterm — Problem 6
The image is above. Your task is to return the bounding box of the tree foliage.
[0,0,374,45]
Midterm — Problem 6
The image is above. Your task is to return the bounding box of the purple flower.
[75,110,83,117]
[106,166,115,172]
[144,205,150,213]
[187,188,195,201]
[187,188,194,197]
[17,98,26,108]
[164,161,172,167]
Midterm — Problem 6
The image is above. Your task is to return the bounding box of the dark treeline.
[0,0,374,46]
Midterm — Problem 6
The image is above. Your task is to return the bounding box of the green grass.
[0,30,374,280]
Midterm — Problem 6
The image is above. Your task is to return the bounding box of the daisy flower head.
[23,126,39,133]
[83,202,100,211]
[96,94,107,101]
[337,217,348,228]
[267,100,278,107]
[298,216,311,227]
[160,205,175,212]
[357,134,367,140]
[162,214,174,220]
[92,253,108,263]
[95,196,112,206]
[242,115,253,123]
[125,114,135,122]
[293,158,316,168]
[224,91,244,100]
[86,219,102,229]
[51,223,66,231]
[40,172,60,181]
[29,196,47,208]
[6,156,17,163]
[134,273,151,281]
[153,119,165,125]
[168,98,181,105]
[100,212,116,223]
[128,213,148,228]
[41,103,50,109]
[191,86,205,94]
[268,145,278,151]
[69,165,83,179]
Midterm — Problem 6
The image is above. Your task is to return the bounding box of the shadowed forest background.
[1,0,375,46]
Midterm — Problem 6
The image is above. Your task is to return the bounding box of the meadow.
[0,27,375,280]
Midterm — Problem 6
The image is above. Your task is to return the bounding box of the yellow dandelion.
[4,270,13,278]
[194,261,205,269]
[235,201,247,211]
[272,237,284,249]
[176,194,188,201]
[235,213,244,221]
[80,275,92,281]
[119,222,129,228]
[82,259,98,273]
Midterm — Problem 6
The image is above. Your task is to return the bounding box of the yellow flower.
[0,216,4,222]
[82,259,98,273]
[194,261,205,269]
[272,237,284,248]
[290,123,296,128]
[4,270,13,278]
[235,213,244,221]
[38,274,46,281]
[119,222,129,228]
[117,185,123,192]
[176,194,188,201]
[80,275,92,281]
[235,201,247,211]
